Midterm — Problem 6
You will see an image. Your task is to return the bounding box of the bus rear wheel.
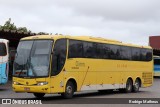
[61,81,74,99]
[133,79,140,92]
[33,93,45,98]
[125,79,133,93]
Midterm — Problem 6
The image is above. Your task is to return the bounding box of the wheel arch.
[127,77,133,84]
[65,78,77,92]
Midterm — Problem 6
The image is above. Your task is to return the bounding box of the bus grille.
[142,72,152,84]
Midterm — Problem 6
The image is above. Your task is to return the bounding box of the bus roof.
[21,35,152,49]
[154,56,160,58]
[0,38,9,43]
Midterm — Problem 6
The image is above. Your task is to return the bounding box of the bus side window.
[140,49,146,61]
[51,39,67,76]
[140,49,152,61]
[146,49,152,61]
[109,45,120,60]
[131,47,141,61]
[120,46,132,60]
[68,40,83,58]
[83,42,94,58]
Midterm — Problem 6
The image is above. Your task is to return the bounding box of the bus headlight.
[13,81,20,85]
[37,82,48,86]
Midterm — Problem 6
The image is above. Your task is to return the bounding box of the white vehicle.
[0,39,9,84]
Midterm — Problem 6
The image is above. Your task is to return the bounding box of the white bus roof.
[0,39,9,43]
[154,56,160,58]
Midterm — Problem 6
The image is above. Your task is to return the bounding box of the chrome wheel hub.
[66,86,72,94]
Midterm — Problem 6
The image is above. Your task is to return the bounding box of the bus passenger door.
[50,39,67,93]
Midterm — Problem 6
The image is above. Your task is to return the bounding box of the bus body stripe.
[80,84,126,91]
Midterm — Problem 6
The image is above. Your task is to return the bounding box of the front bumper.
[12,84,50,93]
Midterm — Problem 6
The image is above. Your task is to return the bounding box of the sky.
[0,0,160,45]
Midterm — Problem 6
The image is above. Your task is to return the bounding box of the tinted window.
[120,46,131,60]
[51,39,67,76]
[145,49,152,61]
[110,45,121,59]
[140,49,152,61]
[69,40,83,58]
[102,44,111,59]
[83,42,96,58]
[68,39,152,62]
[132,48,141,61]
[0,43,7,56]
[95,43,112,59]
[96,43,104,58]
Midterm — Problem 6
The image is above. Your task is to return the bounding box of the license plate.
[24,87,30,91]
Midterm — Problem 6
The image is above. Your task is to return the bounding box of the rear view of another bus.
[154,56,160,77]
[0,39,9,85]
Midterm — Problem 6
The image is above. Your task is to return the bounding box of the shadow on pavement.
[20,90,147,101]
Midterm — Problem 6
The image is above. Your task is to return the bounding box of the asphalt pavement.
[0,77,160,106]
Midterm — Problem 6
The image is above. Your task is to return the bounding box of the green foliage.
[37,32,49,35]
[17,27,28,32]
[0,18,50,35]
[0,18,31,33]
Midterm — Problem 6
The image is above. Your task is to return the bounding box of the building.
[149,36,160,56]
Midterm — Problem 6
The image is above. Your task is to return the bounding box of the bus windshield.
[13,40,53,77]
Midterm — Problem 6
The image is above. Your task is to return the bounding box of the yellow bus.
[12,35,153,98]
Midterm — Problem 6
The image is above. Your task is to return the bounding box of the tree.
[0,18,31,33]
[37,32,49,35]
[17,27,28,32]
[0,18,50,34]
[2,18,17,30]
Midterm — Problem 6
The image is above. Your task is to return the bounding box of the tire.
[61,81,74,99]
[132,79,140,92]
[125,79,133,93]
[33,93,45,98]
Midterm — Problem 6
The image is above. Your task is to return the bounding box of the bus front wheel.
[61,81,74,99]
[125,79,133,93]
[33,93,45,98]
